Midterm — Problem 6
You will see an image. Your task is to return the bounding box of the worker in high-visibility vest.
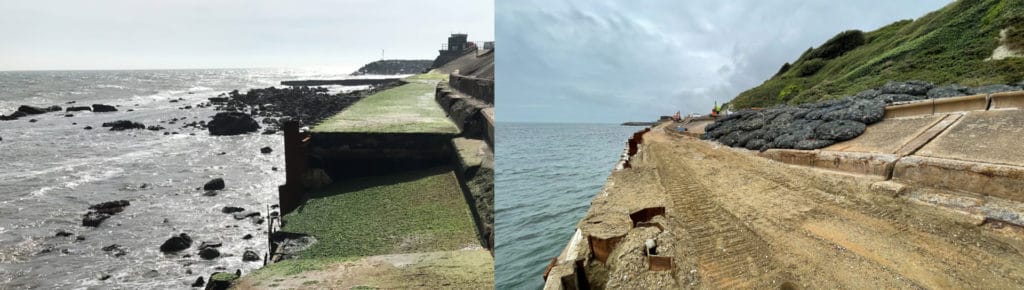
[711,101,721,118]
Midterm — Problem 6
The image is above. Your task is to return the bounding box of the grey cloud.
[498,0,951,123]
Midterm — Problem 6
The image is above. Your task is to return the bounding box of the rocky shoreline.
[0,76,403,287]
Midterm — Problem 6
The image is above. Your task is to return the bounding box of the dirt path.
[640,128,1024,289]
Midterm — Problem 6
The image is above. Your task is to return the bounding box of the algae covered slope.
[311,72,458,134]
[729,0,1024,109]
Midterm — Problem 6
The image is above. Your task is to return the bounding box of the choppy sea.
[0,68,369,289]
[494,122,638,289]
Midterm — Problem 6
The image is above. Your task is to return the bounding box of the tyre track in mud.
[651,143,776,288]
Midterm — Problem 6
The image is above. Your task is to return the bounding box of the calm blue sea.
[494,122,639,290]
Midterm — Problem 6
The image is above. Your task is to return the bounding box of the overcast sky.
[497,0,953,123]
[0,0,493,71]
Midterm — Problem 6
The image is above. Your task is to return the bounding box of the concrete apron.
[757,91,1024,227]
[275,77,496,254]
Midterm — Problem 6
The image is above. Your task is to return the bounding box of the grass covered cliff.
[728,0,1024,109]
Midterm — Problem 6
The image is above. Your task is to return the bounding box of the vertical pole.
[278,120,306,215]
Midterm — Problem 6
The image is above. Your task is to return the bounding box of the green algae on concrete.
[311,72,458,134]
[279,167,478,259]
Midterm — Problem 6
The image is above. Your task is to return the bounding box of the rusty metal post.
[278,120,308,215]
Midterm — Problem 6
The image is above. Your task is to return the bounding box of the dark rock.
[814,120,866,141]
[82,212,112,227]
[879,80,934,96]
[99,274,111,281]
[192,276,205,287]
[853,89,881,100]
[203,178,225,190]
[233,211,260,220]
[242,234,253,240]
[55,230,74,237]
[876,93,923,104]
[927,85,968,99]
[203,191,218,197]
[67,106,91,112]
[76,235,86,241]
[17,105,49,115]
[967,84,1020,95]
[198,241,222,250]
[89,200,129,214]
[221,206,244,214]
[102,244,128,257]
[0,111,28,121]
[146,125,165,131]
[206,272,238,290]
[92,104,117,112]
[84,126,93,130]
[822,99,884,124]
[198,248,220,260]
[28,119,37,123]
[102,120,145,131]
[159,233,193,253]
[207,112,260,136]
[260,147,272,154]
[242,250,260,262]
[262,129,277,135]
[271,167,278,171]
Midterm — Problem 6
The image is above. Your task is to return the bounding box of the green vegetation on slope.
[311,72,458,134]
[729,0,1024,109]
[280,167,477,259]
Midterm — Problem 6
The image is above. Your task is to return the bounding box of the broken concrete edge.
[904,187,1024,226]
[893,155,1024,204]
[758,149,897,178]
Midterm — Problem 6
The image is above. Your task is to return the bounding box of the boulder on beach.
[260,147,272,154]
[102,120,145,131]
[199,248,220,260]
[101,244,127,257]
[191,276,205,287]
[82,212,112,227]
[159,233,193,253]
[242,250,260,262]
[66,106,92,112]
[17,105,49,115]
[207,112,260,136]
[146,125,165,131]
[55,230,74,237]
[203,178,225,191]
[233,211,260,220]
[0,111,28,121]
[89,200,130,214]
[92,104,117,112]
[206,272,238,290]
[221,206,244,214]
[198,241,222,250]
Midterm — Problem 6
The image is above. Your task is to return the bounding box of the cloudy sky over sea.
[0,0,494,71]
[497,0,952,123]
